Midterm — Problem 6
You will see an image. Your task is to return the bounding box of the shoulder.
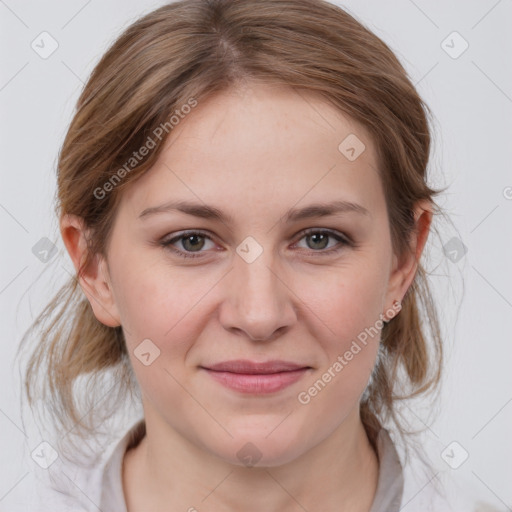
[394,435,504,512]
[1,420,144,512]
[399,468,502,512]
[369,427,503,512]
[100,419,145,508]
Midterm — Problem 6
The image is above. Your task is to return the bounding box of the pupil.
[309,233,328,250]
[184,235,204,251]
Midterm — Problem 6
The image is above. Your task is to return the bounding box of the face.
[83,83,411,466]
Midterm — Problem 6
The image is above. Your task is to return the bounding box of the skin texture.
[61,82,432,511]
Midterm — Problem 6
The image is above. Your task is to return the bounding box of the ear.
[383,200,433,318]
[60,213,121,327]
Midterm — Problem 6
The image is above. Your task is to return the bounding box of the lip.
[201,359,311,394]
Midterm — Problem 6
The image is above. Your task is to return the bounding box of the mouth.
[200,359,312,394]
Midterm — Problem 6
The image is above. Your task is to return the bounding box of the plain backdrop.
[1,0,511,508]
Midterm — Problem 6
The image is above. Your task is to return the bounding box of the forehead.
[118,83,385,224]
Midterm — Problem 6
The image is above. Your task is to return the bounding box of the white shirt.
[1,419,489,511]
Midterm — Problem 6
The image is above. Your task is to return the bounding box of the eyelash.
[159,229,354,259]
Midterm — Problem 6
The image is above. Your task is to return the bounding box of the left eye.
[160,229,351,259]
[294,229,349,252]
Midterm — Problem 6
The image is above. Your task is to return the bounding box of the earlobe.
[60,213,121,327]
[383,299,402,323]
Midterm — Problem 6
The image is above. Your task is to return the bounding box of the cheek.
[114,261,214,343]
[294,259,388,349]
[291,256,389,401]
[294,279,384,429]
[115,264,223,399]
[115,269,202,412]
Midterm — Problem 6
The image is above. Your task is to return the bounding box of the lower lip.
[203,368,309,394]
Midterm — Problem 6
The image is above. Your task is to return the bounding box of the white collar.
[101,420,404,511]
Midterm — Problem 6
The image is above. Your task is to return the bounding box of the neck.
[123,406,380,512]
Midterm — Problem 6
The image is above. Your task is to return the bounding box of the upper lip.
[202,359,310,374]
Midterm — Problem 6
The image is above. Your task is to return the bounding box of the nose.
[218,251,297,342]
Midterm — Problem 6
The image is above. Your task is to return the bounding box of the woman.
[17,0,485,510]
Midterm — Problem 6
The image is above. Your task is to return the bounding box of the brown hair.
[20,0,443,453]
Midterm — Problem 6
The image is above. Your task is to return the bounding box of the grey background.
[1,0,511,508]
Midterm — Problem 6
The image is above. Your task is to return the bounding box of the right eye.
[160,230,218,259]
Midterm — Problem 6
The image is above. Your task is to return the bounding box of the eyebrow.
[138,199,370,223]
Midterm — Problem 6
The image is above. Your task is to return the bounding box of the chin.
[213,423,307,468]
[226,442,304,469]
